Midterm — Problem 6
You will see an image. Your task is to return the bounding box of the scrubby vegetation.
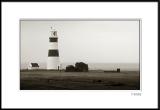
[65,65,75,72]
[65,62,88,72]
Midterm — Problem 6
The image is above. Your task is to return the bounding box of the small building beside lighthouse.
[28,63,39,70]
[47,27,60,70]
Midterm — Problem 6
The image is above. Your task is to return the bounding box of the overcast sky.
[20,20,139,64]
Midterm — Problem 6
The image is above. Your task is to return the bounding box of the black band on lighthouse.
[49,38,58,42]
[48,49,59,56]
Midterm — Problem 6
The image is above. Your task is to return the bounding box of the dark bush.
[75,62,88,72]
[65,65,75,72]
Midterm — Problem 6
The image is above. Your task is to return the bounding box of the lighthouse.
[47,27,60,70]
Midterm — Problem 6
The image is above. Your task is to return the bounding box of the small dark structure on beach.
[65,62,88,72]
[117,68,120,72]
[104,68,121,73]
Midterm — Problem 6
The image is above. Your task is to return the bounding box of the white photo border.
[2,2,158,109]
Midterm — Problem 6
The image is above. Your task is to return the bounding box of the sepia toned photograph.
[20,19,140,90]
[2,1,158,109]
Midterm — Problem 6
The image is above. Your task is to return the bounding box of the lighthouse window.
[50,38,58,42]
[53,31,57,36]
[48,50,59,56]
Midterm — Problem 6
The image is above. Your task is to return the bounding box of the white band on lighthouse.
[47,27,60,70]
[48,43,58,49]
[47,57,59,70]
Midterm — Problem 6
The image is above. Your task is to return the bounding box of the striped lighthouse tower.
[47,27,60,70]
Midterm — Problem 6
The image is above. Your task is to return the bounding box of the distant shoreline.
[20,69,139,73]
[20,63,139,71]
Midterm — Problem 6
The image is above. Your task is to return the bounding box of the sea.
[21,62,139,71]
